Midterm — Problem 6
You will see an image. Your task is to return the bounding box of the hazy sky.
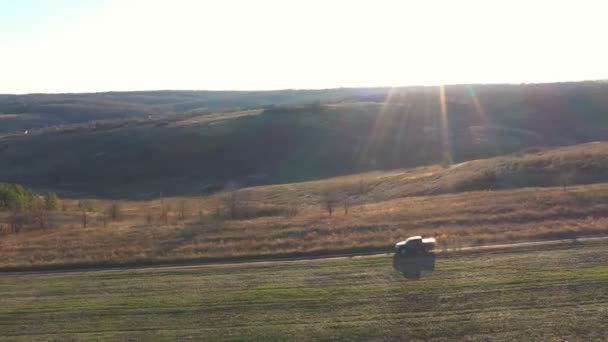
[1,0,607,93]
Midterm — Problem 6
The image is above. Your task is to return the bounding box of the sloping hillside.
[1,142,608,268]
[0,82,607,197]
[232,142,608,206]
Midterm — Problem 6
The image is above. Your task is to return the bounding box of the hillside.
[1,82,607,197]
[0,88,388,135]
[231,141,608,205]
[1,142,608,269]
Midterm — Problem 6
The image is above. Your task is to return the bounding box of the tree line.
[0,183,60,211]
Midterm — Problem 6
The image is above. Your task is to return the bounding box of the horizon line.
[2,79,607,96]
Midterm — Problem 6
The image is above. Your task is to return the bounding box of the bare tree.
[343,197,350,215]
[321,190,339,216]
[109,201,122,221]
[221,182,241,219]
[101,210,108,228]
[214,197,222,219]
[159,192,170,225]
[145,211,153,225]
[8,210,24,233]
[32,200,49,230]
[177,200,187,220]
[80,204,88,228]
[198,194,204,222]
[161,203,171,225]
[78,200,93,228]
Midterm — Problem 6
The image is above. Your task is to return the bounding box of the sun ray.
[356,87,400,167]
[466,84,489,124]
[392,91,411,164]
[438,85,452,164]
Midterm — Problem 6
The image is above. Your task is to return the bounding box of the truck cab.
[395,236,436,254]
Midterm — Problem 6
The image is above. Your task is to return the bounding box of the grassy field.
[1,240,607,340]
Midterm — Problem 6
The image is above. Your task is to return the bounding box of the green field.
[1,241,607,341]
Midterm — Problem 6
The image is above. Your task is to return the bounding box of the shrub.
[44,193,61,210]
[235,206,290,219]
[451,169,499,192]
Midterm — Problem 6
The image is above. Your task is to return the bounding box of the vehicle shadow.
[392,253,436,279]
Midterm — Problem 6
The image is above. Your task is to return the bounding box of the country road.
[2,235,607,277]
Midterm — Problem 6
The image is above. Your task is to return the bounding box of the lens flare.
[357,87,400,166]
[467,85,488,123]
[439,85,452,164]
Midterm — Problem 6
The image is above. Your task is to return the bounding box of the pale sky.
[1,0,607,94]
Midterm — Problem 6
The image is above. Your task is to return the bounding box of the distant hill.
[0,88,389,135]
[0,82,607,197]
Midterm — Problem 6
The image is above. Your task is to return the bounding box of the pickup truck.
[394,236,436,254]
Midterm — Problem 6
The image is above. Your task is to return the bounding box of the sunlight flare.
[438,85,452,164]
[467,85,488,123]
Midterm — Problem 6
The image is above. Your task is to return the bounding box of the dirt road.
[2,235,606,276]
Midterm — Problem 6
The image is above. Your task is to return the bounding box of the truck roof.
[422,237,436,244]
[395,236,435,248]
[395,236,422,247]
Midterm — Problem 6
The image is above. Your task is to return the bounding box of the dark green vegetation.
[0,183,61,233]
[1,241,606,340]
[0,183,38,210]
[0,182,60,212]
[1,81,607,197]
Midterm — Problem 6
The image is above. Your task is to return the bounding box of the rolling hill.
[0,88,389,135]
[1,142,608,269]
[0,81,607,197]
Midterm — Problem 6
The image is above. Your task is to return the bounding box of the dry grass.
[1,179,607,269]
[230,141,608,205]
